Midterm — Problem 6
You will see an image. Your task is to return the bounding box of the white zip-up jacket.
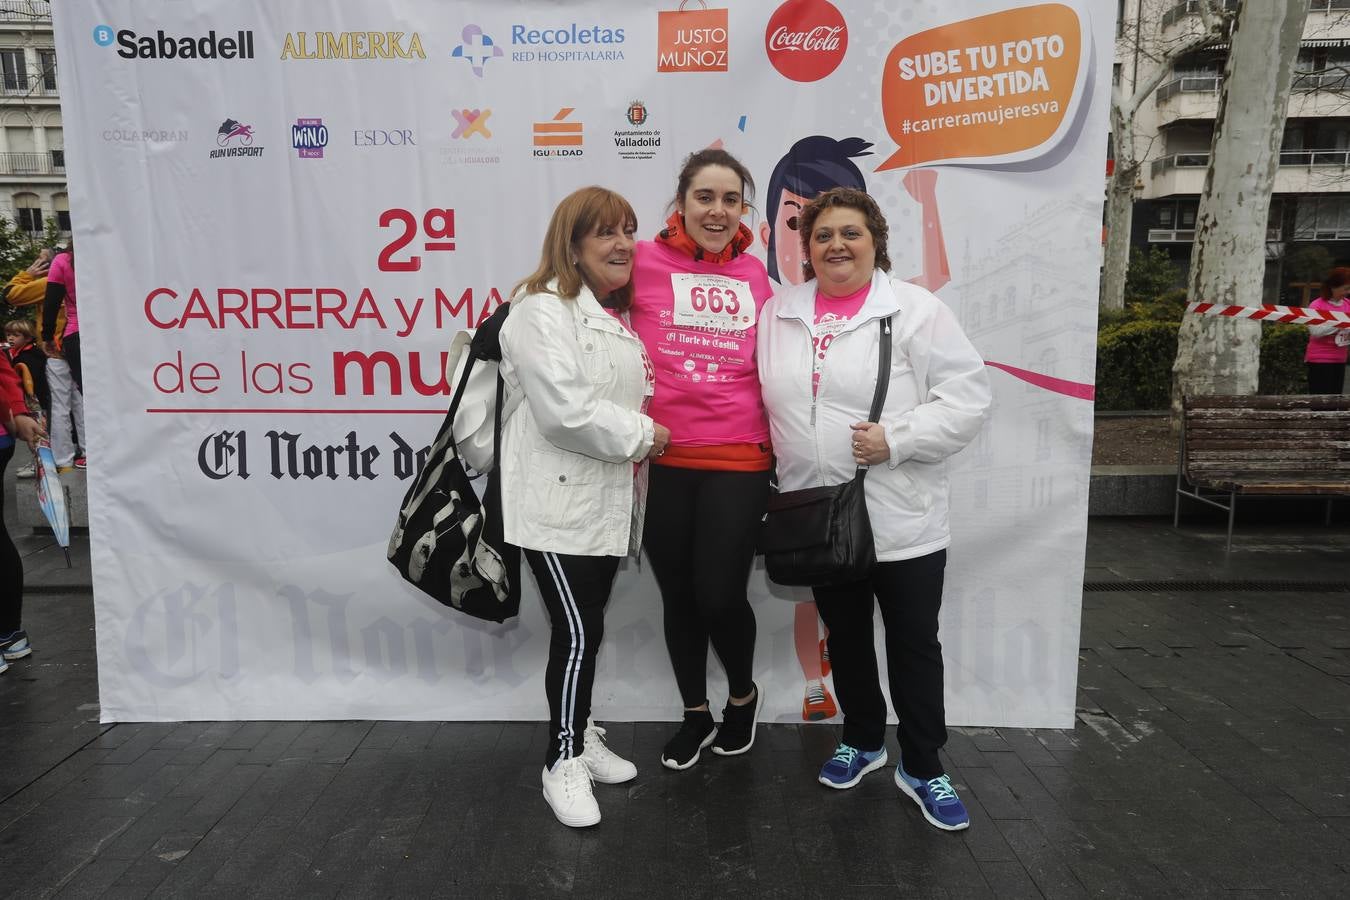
[498,283,656,557]
[757,271,991,561]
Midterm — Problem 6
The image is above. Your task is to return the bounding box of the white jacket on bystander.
[757,271,991,562]
[498,282,655,557]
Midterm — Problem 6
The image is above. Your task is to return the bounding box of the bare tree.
[1171,0,1309,412]
[1102,1,1233,311]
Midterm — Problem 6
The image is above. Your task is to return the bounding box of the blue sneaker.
[895,763,970,831]
[0,630,30,661]
[818,743,889,790]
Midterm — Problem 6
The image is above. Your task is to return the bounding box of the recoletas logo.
[451,25,503,76]
[510,22,625,63]
[94,24,255,60]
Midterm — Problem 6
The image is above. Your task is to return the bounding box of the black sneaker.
[711,683,764,756]
[660,708,717,771]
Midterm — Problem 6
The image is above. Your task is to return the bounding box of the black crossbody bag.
[759,316,892,587]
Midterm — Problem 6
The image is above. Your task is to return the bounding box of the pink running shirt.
[47,251,78,337]
[629,240,772,446]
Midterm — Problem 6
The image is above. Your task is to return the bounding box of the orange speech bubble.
[878,3,1084,170]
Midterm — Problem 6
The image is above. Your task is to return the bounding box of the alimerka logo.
[280,32,426,60]
[656,2,728,73]
[764,0,847,83]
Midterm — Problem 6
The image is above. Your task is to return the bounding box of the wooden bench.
[1174,394,1350,552]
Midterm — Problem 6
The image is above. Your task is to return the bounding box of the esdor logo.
[764,0,847,83]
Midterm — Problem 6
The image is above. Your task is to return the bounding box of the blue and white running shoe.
[818,743,888,790]
[0,630,30,661]
[895,762,970,831]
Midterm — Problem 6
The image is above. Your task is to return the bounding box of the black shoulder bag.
[759,316,892,587]
[387,304,521,622]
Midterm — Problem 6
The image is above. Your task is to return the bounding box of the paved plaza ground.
[2,512,1349,898]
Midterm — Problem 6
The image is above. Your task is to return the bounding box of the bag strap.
[857,316,893,479]
[400,342,478,513]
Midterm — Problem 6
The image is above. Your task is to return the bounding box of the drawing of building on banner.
[950,194,1100,536]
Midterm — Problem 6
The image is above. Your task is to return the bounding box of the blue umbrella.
[34,442,71,566]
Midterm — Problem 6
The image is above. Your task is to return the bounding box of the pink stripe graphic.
[984,361,1095,401]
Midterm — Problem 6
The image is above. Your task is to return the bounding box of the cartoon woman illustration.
[761,135,951,721]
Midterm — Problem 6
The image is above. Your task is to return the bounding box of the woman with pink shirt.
[1305,267,1350,394]
[628,149,773,770]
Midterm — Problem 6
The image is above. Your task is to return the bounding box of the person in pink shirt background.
[40,242,85,471]
[629,149,773,770]
[1304,266,1350,394]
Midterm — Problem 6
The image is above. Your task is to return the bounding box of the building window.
[12,193,41,233]
[37,49,55,92]
[1294,197,1350,241]
[53,193,69,232]
[50,149,63,170]
[0,49,27,92]
[1112,63,1122,87]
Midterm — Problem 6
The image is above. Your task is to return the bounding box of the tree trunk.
[1172,0,1308,419]
[1101,162,1137,311]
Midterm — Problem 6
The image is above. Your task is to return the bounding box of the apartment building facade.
[1116,0,1350,301]
[0,0,65,237]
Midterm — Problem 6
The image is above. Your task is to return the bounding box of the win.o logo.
[93,24,115,46]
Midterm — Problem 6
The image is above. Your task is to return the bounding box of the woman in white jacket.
[498,186,671,828]
[757,188,990,832]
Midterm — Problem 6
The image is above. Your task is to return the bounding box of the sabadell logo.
[764,0,847,83]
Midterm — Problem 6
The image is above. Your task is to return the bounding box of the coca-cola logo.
[764,0,847,82]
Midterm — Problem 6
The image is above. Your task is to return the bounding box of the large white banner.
[56,0,1111,726]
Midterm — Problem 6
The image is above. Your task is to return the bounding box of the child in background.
[4,319,48,478]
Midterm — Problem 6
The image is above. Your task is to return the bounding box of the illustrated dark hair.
[798,187,892,281]
[764,136,872,282]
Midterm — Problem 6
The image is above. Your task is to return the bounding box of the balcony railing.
[1163,0,1344,28]
[1151,148,1350,177]
[0,151,64,176]
[1149,227,1282,243]
[1159,0,1238,31]
[0,2,51,24]
[0,79,58,97]
[1291,71,1349,92]
[1150,153,1210,177]
[1155,75,1222,104]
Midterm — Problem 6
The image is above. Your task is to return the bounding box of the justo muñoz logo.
[764,0,847,83]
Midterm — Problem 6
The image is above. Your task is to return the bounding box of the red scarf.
[655,211,754,264]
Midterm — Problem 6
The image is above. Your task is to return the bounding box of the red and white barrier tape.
[1186,301,1350,328]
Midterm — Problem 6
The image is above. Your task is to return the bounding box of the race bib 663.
[670,273,755,331]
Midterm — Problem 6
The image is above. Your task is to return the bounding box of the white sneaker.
[15,463,34,479]
[581,720,637,784]
[0,656,8,675]
[541,758,600,828]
